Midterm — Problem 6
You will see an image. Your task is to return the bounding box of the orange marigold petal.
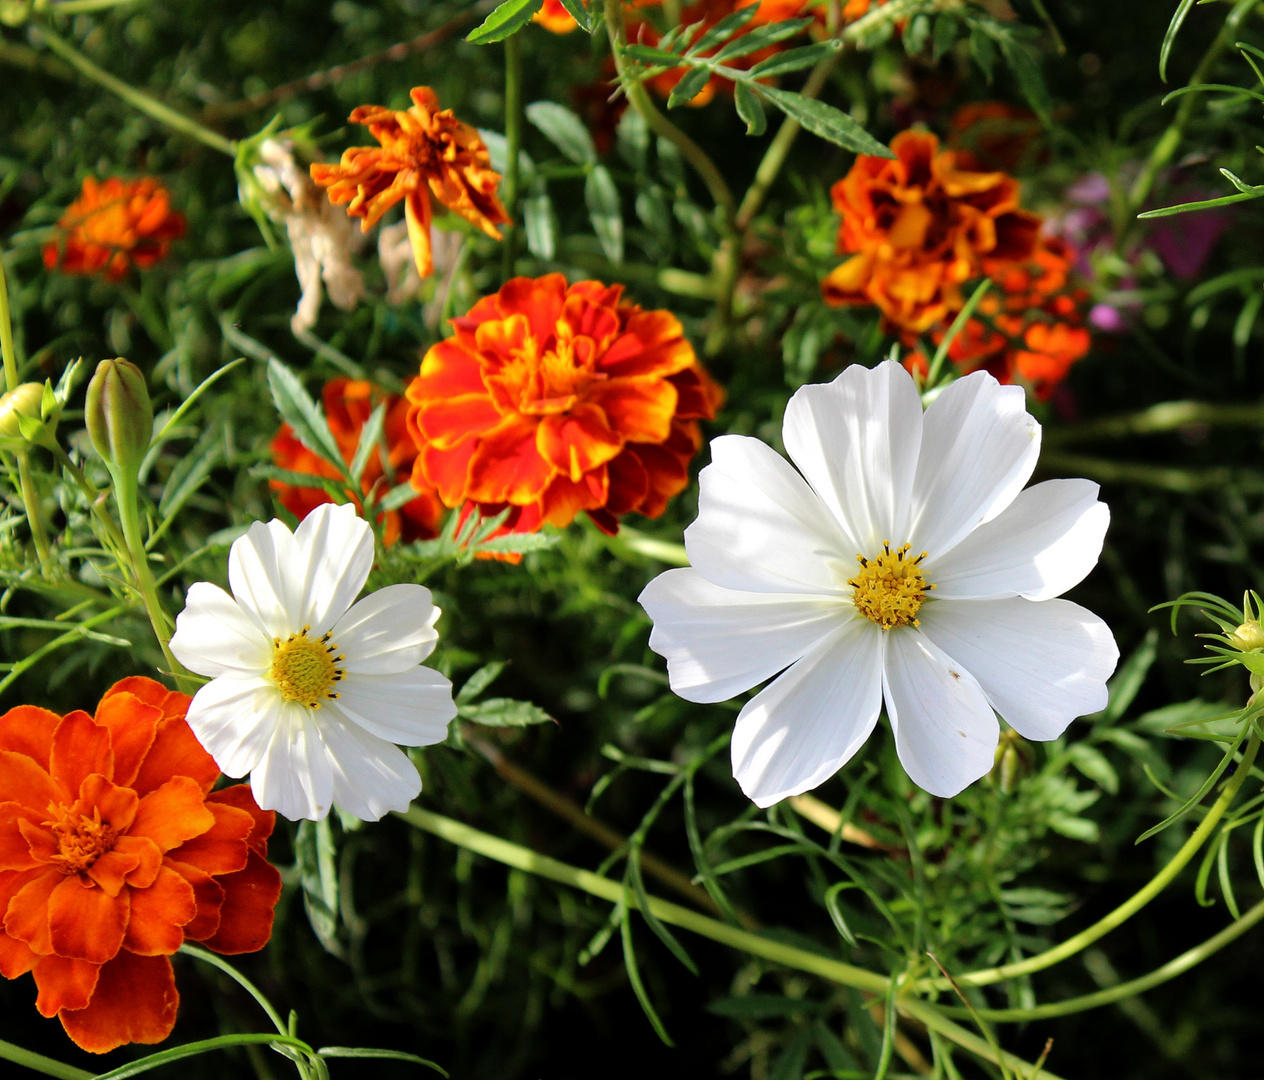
[131,717,219,798]
[0,706,59,766]
[0,922,39,978]
[92,692,161,789]
[123,866,197,956]
[417,440,477,508]
[48,876,128,964]
[598,310,694,379]
[165,860,225,942]
[413,394,503,450]
[33,954,100,1018]
[498,274,569,344]
[102,678,190,725]
[405,189,435,278]
[588,377,679,445]
[536,404,625,482]
[85,850,142,899]
[113,834,163,891]
[59,951,178,1054]
[49,713,113,797]
[76,773,139,835]
[130,777,216,854]
[0,750,63,812]
[167,801,253,877]
[206,784,276,855]
[466,416,556,504]
[0,802,47,872]
[199,850,281,955]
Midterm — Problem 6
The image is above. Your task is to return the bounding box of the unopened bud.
[84,358,152,479]
[1229,620,1264,652]
[0,382,56,448]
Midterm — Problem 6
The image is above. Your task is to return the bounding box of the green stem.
[179,944,289,1037]
[0,246,18,390]
[0,1039,92,1080]
[46,441,130,558]
[36,25,236,157]
[397,807,1065,1080]
[112,472,194,690]
[502,31,523,282]
[0,603,129,696]
[944,897,1264,1022]
[1044,399,1264,446]
[919,731,1260,991]
[16,452,55,573]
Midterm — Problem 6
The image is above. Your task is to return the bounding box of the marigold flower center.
[848,542,934,630]
[45,805,118,875]
[269,626,344,708]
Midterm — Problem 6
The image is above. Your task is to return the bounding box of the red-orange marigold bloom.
[822,129,1041,334]
[42,177,185,283]
[534,0,583,31]
[310,87,510,280]
[405,273,723,540]
[0,678,281,1054]
[271,378,445,546]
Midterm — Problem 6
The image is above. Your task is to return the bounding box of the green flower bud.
[1228,620,1264,652]
[0,382,54,449]
[84,358,153,479]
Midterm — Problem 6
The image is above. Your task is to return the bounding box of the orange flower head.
[271,377,445,545]
[310,87,511,279]
[822,129,1041,334]
[534,0,582,32]
[42,177,185,283]
[405,274,723,544]
[0,678,282,1054]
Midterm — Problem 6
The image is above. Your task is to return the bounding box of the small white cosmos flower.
[639,361,1118,806]
[170,502,456,822]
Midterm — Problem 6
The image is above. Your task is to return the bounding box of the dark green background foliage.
[5,0,1264,1077]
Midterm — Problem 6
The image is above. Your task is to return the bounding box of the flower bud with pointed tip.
[1229,620,1264,653]
[0,382,52,449]
[85,358,152,480]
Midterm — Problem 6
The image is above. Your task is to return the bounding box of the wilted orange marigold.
[42,177,185,282]
[271,377,445,545]
[822,129,1041,334]
[311,87,511,280]
[0,678,281,1053]
[405,273,722,540]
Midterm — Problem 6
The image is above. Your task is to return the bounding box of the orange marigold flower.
[404,273,723,544]
[822,129,1041,334]
[271,377,445,546]
[0,678,281,1054]
[534,0,583,31]
[310,87,510,280]
[42,177,185,283]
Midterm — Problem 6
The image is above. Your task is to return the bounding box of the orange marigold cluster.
[405,273,722,542]
[42,177,185,282]
[822,128,1090,393]
[271,377,445,546]
[310,87,510,280]
[0,678,281,1054]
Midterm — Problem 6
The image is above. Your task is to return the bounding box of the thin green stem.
[15,453,55,573]
[0,1039,92,1080]
[36,26,235,157]
[179,944,289,1037]
[502,32,523,282]
[919,731,1260,991]
[924,280,992,390]
[398,807,1065,1080]
[0,247,18,391]
[46,441,130,558]
[1044,399,1264,446]
[0,604,129,695]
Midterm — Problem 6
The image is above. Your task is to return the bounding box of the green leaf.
[749,41,839,78]
[554,0,593,32]
[525,101,597,165]
[295,818,344,958]
[756,85,892,157]
[1138,190,1261,219]
[466,0,543,44]
[998,35,1050,118]
[92,1035,315,1080]
[932,14,957,63]
[688,2,759,56]
[318,1047,448,1075]
[1101,629,1157,722]
[734,81,767,136]
[620,902,674,1045]
[903,13,931,56]
[456,661,508,704]
[458,697,554,727]
[1160,0,1197,82]
[158,422,224,521]
[523,184,557,259]
[267,359,350,483]
[347,401,386,484]
[1068,743,1119,795]
[969,24,995,80]
[379,481,423,512]
[711,17,812,62]
[585,165,623,263]
[667,65,713,108]
[621,43,685,66]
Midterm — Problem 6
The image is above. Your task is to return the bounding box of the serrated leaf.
[734,81,767,136]
[467,0,543,44]
[267,359,350,482]
[458,697,554,727]
[526,101,597,165]
[622,43,684,66]
[749,41,838,78]
[456,661,508,704]
[667,65,713,108]
[757,85,892,157]
[555,0,593,33]
[585,165,623,262]
[711,17,812,63]
[616,108,650,170]
[688,2,759,56]
[347,401,386,484]
[378,481,423,512]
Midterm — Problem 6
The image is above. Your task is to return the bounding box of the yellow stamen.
[269,625,344,709]
[848,542,934,631]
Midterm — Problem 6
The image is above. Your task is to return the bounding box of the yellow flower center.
[848,542,934,631]
[46,805,117,875]
[269,626,344,709]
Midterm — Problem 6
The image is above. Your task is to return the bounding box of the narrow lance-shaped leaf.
[525,101,597,165]
[756,85,893,157]
[267,359,351,483]
[586,165,624,263]
[348,401,387,484]
[467,0,544,44]
[687,1,759,56]
[749,41,840,79]
[712,17,812,63]
[667,65,713,108]
[735,81,767,136]
[555,0,593,33]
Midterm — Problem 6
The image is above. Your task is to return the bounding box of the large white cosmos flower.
[639,361,1118,806]
[170,502,456,821]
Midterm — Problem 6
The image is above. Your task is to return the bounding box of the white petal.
[251,702,333,821]
[332,668,457,745]
[684,435,852,595]
[170,582,271,677]
[908,371,1040,559]
[883,630,999,798]
[640,568,851,703]
[293,503,375,633]
[731,619,884,808]
[183,676,280,777]
[918,597,1118,741]
[782,360,923,553]
[318,712,422,821]
[229,518,304,638]
[928,479,1109,601]
[332,584,441,674]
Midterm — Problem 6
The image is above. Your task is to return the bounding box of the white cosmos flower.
[638,361,1118,806]
[169,502,456,822]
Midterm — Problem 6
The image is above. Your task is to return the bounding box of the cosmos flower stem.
[36,25,236,158]
[399,806,1067,1080]
[179,945,289,1037]
[501,32,523,282]
[0,1037,92,1080]
[921,728,1261,993]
